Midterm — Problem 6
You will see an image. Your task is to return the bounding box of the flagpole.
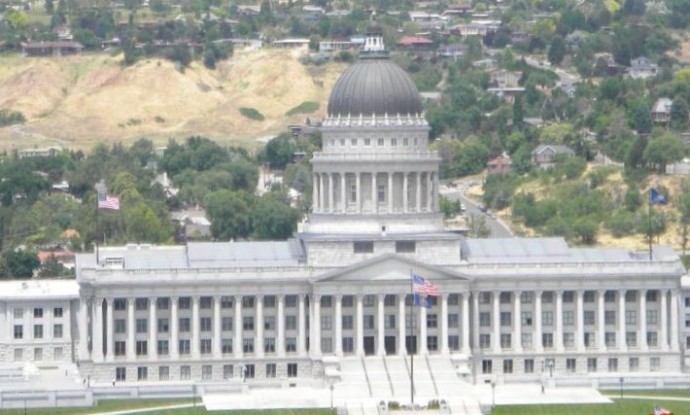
[409,270,414,405]
[96,196,100,266]
[648,189,653,261]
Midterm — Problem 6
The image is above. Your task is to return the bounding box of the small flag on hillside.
[98,193,120,210]
[412,274,440,297]
[649,188,667,205]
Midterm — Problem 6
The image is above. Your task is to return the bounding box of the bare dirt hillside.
[0,49,345,150]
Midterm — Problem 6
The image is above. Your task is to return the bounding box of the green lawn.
[607,389,690,398]
[144,409,335,415]
[0,398,192,415]
[493,399,689,415]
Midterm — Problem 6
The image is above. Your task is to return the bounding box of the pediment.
[314,254,469,283]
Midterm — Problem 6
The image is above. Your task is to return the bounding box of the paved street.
[440,186,513,238]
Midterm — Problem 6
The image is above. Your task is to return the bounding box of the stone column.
[298,294,306,356]
[420,302,427,355]
[312,295,321,356]
[576,290,585,351]
[639,290,647,350]
[127,298,135,360]
[513,291,522,353]
[462,293,471,354]
[328,173,334,213]
[78,298,89,360]
[534,291,543,352]
[388,173,394,213]
[340,173,347,213]
[256,295,264,358]
[426,172,433,212]
[149,297,157,360]
[93,298,104,362]
[356,295,364,355]
[192,296,200,358]
[403,173,408,213]
[618,290,626,351]
[335,295,343,356]
[433,172,439,211]
[234,295,243,359]
[661,290,669,350]
[670,290,679,351]
[213,296,221,359]
[472,293,479,350]
[597,290,606,350]
[170,296,179,359]
[371,173,377,213]
[105,298,114,361]
[416,172,422,212]
[555,290,564,351]
[377,294,385,355]
[319,173,325,213]
[356,172,362,214]
[492,291,500,352]
[312,173,319,213]
[398,294,406,355]
[440,293,449,354]
[277,295,285,357]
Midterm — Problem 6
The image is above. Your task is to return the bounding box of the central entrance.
[364,336,375,355]
[385,336,396,355]
[405,335,417,354]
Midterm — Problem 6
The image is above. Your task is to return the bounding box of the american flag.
[412,274,440,297]
[98,193,120,210]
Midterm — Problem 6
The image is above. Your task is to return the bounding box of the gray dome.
[327,59,423,117]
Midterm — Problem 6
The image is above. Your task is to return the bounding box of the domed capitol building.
[2,26,690,408]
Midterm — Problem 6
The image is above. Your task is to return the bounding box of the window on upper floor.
[353,241,374,253]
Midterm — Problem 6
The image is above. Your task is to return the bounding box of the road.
[441,186,513,238]
[522,56,581,84]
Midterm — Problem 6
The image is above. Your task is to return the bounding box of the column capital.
[169,295,179,301]
[378,293,385,301]
[555,289,564,295]
[127,297,136,305]
[213,294,222,301]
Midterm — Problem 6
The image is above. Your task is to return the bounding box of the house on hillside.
[397,36,434,51]
[652,98,673,123]
[21,41,83,57]
[18,146,63,158]
[489,69,522,88]
[531,144,575,168]
[628,56,658,79]
[487,154,513,174]
[438,43,468,60]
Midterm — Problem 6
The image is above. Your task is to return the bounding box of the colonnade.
[312,171,439,214]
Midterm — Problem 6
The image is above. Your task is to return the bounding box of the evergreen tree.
[633,102,652,134]
[547,35,566,66]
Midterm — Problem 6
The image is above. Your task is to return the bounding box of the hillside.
[0,49,345,150]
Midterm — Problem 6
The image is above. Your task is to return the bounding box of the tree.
[467,213,491,238]
[643,133,687,173]
[258,134,295,170]
[512,95,525,127]
[2,250,40,279]
[39,255,74,278]
[671,97,689,130]
[251,193,301,240]
[547,35,566,66]
[204,190,253,240]
[573,216,598,245]
[633,103,652,134]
